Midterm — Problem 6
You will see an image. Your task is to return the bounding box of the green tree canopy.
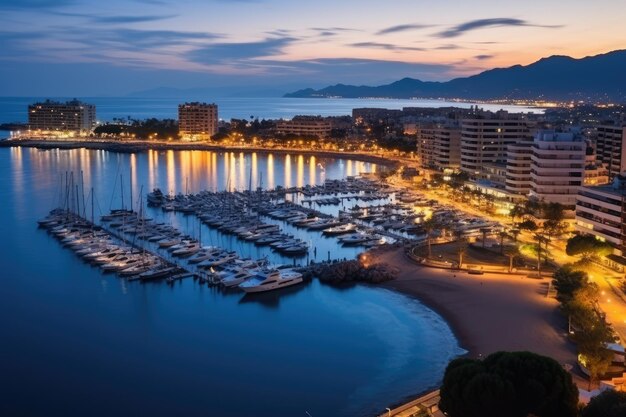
[439,351,579,417]
[552,265,591,305]
[518,220,538,232]
[582,390,626,417]
[566,235,613,259]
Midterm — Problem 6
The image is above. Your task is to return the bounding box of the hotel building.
[178,102,218,140]
[28,99,96,132]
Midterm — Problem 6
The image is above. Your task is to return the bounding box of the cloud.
[434,44,461,50]
[349,42,425,52]
[0,0,75,10]
[377,24,432,35]
[437,18,562,38]
[474,54,494,60]
[187,37,298,65]
[51,11,177,24]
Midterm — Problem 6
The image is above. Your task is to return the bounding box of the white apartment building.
[576,180,625,252]
[178,102,218,140]
[505,141,533,196]
[596,124,626,180]
[28,99,96,132]
[460,111,532,181]
[529,131,586,209]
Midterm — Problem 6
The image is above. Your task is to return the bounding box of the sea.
[0,144,466,417]
[0,96,543,126]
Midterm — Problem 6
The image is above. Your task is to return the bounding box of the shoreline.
[374,247,577,365]
[0,138,400,167]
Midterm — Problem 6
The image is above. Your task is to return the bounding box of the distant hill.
[284,50,626,102]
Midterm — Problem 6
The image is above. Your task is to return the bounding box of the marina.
[2,146,464,417]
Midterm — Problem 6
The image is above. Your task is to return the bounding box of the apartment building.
[529,131,586,209]
[275,116,333,138]
[460,111,533,182]
[505,141,534,196]
[416,123,461,171]
[178,102,218,140]
[28,99,96,132]
[576,175,626,256]
[596,124,626,179]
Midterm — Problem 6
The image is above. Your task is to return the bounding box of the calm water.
[0,146,464,417]
[0,96,542,124]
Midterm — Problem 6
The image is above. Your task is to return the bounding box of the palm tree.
[453,229,468,269]
[422,217,439,259]
[504,246,520,273]
[498,230,509,254]
[480,227,490,248]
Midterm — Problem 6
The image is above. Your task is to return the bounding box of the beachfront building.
[576,175,626,269]
[460,110,533,184]
[505,141,534,196]
[416,123,461,172]
[178,102,218,141]
[28,99,96,133]
[275,116,333,138]
[529,131,586,210]
[596,124,626,180]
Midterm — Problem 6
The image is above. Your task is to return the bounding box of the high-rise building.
[178,102,218,140]
[596,124,626,179]
[529,131,586,209]
[460,111,533,182]
[28,99,96,132]
[505,141,534,196]
[416,123,461,171]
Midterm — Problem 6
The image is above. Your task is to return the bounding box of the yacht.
[220,268,253,287]
[238,269,303,293]
[322,223,357,236]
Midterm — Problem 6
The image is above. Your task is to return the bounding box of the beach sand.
[374,247,577,365]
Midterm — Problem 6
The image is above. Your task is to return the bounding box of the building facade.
[416,123,461,171]
[505,141,534,196]
[28,99,96,132]
[178,102,218,140]
[596,124,626,180]
[576,175,626,264]
[529,131,586,209]
[460,111,533,182]
[275,116,333,138]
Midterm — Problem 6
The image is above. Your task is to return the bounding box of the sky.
[0,0,624,96]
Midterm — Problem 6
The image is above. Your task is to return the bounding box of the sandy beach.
[374,247,577,365]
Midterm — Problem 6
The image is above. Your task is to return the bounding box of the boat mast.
[120,174,125,211]
[129,166,133,213]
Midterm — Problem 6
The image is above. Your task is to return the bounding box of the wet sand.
[374,248,577,365]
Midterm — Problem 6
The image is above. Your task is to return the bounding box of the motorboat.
[220,269,253,287]
[238,269,303,293]
[322,223,357,236]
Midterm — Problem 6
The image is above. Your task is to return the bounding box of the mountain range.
[284,50,626,102]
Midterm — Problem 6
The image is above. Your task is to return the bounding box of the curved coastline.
[0,138,400,167]
[373,247,577,365]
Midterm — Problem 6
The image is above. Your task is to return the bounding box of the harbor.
[5,146,464,417]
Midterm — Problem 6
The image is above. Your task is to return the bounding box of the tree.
[582,389,626,417]
[504,246,520,273]
[422,217,440,259]
[480,227,490,248]
[574,313,616,389]
[542,218,568,242]
[566,234,613,262]
[497,231,509,254]
[453,230,468,268]
[533,233,550,277]
[518,219,538,232]
[509,203,525,225]
[552,265,591,305]
[439,351,579,417]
